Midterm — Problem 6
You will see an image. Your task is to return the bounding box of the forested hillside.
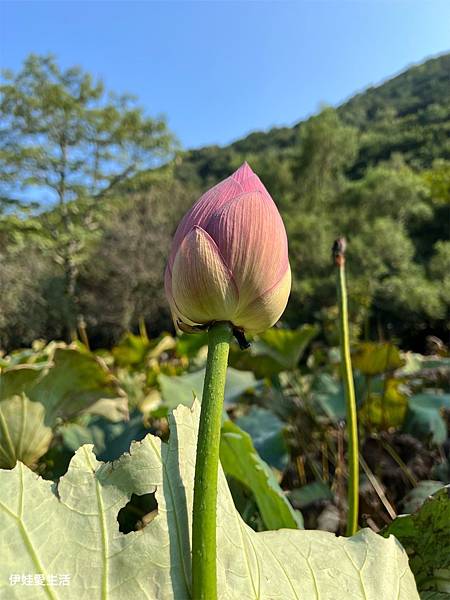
[169,53,450,348]
[175,53,450,184]
[1,53,449,349]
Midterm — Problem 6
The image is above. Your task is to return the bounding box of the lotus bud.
[165,162,291,334]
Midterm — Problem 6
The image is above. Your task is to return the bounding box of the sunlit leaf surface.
[0,402,419,599]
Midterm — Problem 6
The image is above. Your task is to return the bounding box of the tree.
[422,160,450,204]
[0,54,175,207]
[283,109,358,322]
[291,107,358,209]
[0,54,176,336]
[77,181,193,345]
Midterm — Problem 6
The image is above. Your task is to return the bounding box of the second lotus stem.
[333,237,359,536]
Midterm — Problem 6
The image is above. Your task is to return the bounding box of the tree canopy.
[0,53,449,350]
[0,54,175,210]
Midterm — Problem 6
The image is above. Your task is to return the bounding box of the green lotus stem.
[333,238,359,536]
[192,321,232,600]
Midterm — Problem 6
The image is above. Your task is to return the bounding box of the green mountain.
[169,54,450,348]
[175,53,450,185]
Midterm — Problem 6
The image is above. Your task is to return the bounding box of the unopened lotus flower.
[165,162,291,334]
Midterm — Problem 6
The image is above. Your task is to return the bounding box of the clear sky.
[1,1,449,150]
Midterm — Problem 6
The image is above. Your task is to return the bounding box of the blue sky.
[1,1,449,150]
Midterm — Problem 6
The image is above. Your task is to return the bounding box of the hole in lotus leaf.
[117,492,158,533]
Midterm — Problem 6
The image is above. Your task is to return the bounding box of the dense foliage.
[0,327,449,596]
[1,53,449,350]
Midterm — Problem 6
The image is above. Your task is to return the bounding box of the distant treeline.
[1,54,449,350]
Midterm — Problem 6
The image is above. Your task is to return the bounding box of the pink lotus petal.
[164,265,191,328]
[167,177,241,272]
[167,163,269,272]
[230,161,268,195]
[204,190,289,310]
[171,226,239,325]
[233,266,291,333]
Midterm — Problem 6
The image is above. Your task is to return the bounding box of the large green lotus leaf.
[61,413,296,531]
[220,418,303,530]
[175,332,209,358]
[0,395,52,469]
[359,378,409,428]
[235,406,288,470]
[311,372,367,422]
[0,347,128,425]
[352,342,405,375]
[403,393,450,445]
[0,365,44,400]
[112,332,175,368]
[61,412,153,462]
[159,367,260,409]
[311,372,347,420]
[112,332,152,366]
[230,325,318,378]
[288,481,334,509]
[400,480,447,514]
[0,402,418,599]
[399,352,450,376]
[258,324,319,369]
[383,485,450,597]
